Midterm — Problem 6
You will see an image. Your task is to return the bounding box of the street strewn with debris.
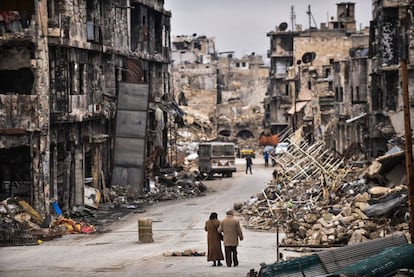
[0,166,208,246]
[1,0,414,276]
[0,162,288,277]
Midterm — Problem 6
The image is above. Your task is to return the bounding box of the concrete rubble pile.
[111,168,207,205]
[179,105,216,142]
[239,136,410,247]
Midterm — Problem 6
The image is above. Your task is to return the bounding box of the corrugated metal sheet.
[112,83,148,190]
[336,244,414,276]
[258,234,408,277]
[316,234,408,273]
[259,254,327,277]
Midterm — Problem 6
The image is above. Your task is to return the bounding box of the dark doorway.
[0,146,31,202]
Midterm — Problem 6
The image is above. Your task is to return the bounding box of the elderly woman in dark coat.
[204,212,224,266]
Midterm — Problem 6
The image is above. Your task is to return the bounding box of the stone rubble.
[238,135,410,247]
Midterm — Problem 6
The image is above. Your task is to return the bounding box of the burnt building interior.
[0,0,176,216]
[264,29,295,135]
[368,4,403,158]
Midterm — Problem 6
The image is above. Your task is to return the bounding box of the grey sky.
[164,0,373,58]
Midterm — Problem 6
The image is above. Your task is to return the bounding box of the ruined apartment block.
[215,54,268,139]
[171,34,268,142]
[0,0,174,216]
[171,34,217,105]
[264,28,296,135]
[266,3,361,142]
[171,34,216,65]
[368,0,414,158]
[334,0,413,159]
[266,1,414,160]
[332,44,371,159]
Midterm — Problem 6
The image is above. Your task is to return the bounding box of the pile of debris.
[239,137,410,247]
[0,165,209,246]
[111,168,207,205]
[67,167,208,233]
[0,198,91,246]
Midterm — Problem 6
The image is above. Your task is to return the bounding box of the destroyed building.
[215,53,268,141]
[171,34,269,148]
[367,0,414,158]
[265,1,414,160]
[171,34,216,66]
[264,23,297,135]
[265,3,363,140]
[239,0,414,255]
[170,34,218,145]
[0,0,177,215]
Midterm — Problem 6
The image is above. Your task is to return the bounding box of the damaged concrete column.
[92,143,103,190]
[32,0,51,215]
[74,146,84,206]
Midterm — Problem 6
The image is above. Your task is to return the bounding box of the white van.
[198,142,236,177]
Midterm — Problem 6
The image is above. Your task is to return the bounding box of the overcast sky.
[164,0,373,59]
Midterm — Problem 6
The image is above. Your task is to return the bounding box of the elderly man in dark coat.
[217,209,243,267]
[204,212,224,266]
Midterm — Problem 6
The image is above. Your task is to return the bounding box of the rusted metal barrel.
[138,218,153,243]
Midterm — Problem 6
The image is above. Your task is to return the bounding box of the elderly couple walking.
[204,209,244,267]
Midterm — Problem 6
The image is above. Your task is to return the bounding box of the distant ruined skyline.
[165,0,373,59]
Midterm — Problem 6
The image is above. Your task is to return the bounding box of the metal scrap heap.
[240,137,410,246]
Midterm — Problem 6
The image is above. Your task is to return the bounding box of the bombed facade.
[171,34,269,149]
[368,0,414,157]
[253,1,414,250]
[242,0,414,252]
[0,0,174,215]
[265,1,414,160]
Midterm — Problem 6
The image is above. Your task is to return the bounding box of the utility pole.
[294,60,301,131]
[291,6,297,131]
[401,19,414,242]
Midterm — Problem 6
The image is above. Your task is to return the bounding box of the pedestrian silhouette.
[245,155,253,174]
[264,151,269,167]
[218,209,243,267]
[205,212,224,267]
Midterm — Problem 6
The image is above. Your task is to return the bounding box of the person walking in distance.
[218,209,244,267]
[264,151,269,167]
[245,155,253,174]
[204,212,224,267]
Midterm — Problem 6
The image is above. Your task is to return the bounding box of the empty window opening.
[336,87,344,102]
[0,68,34,94]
